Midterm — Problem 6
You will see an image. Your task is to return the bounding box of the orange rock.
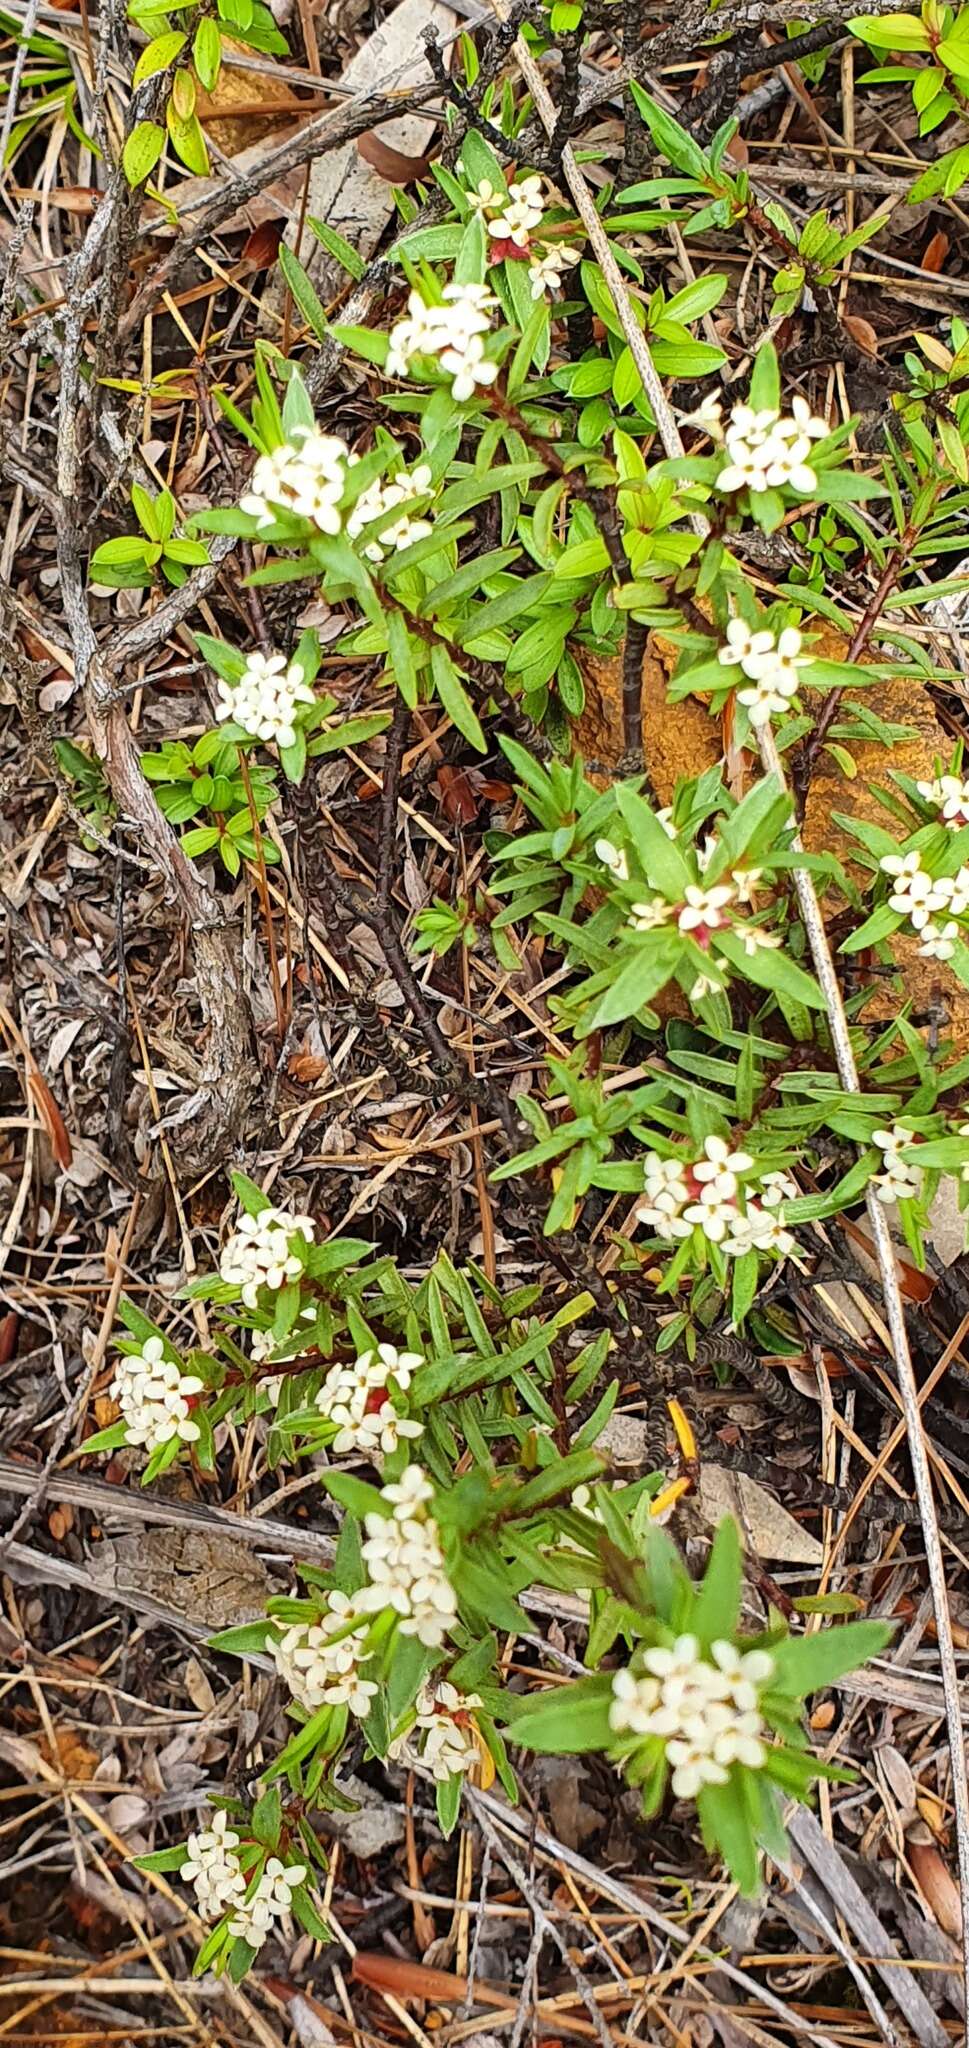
[196,45,303,156]
[574,644,720,800]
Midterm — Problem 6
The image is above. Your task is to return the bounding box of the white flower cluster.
[386,283,499,402]
[879,850,969,961]
[472,171,544,247]
[390,1678,484,1781]
[241,429,352,535]
[871,1125,922,1205]
[181,1808,247,1920]
[219,1203,316,1309]
[918,773,969,828]
[315,1342,424,1458]
[718,619,812,728]
[346,464,434,562]
[271,1592,378,1719]
[709,396,828,496]
[358,1465,458,1647]
[609,1634,774,1798]
[229,1856,307,1952]
[636,1139,798,1261]
[528,243,580,299]
[181,1811,310,1951]
[110,1338,203,1455]
[216,649,316,752]
[467,171,579,294]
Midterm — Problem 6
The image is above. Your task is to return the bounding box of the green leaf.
[90,535,152,568]
[133,29,186,84]
[167,103,209,175]
[748,341,780,413]
[692,1516,742,1649]
[696,1777,760,1893]
[662,273,728,323]
[769,1618,893,1698]
[589,933,683,1029]
[436,1773,464,1837]
[714,929,824,1008]
[511,1673,615,1753]
[193,15,222,88]
[291,1886,332,1942]
[459,129,507,202]
[307,214,366,280]
[320,1470,386,1519]
[384,608,419,709]
[847,12,930,49]
[615,783,692,895]
[453,207,487,286]
[629,82,710,178]
[278,244,328,342]
[134,1844,190,1872]
[431,643,486,752]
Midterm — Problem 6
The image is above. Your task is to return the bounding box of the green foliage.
[140,734,280,877]
[90,485,210,589]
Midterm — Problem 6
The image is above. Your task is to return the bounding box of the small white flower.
[609,1666,662,1735]
[690,971,725,1001]
[764,439,817,493]
[727,404,780,446]
[595,837,630,881]
[381,1463,435,1518]
[272,1595,377,1719]
[681,393,724,440]
[879,851,951,930]
[528,243,580,297]
[725,1203,797,1261]
[918,773,969,826]
[628,896,675,932]
[717,448,772,495]
[736,923,783,956]
[934,866,969,916]
[110,1339,204,1457]
[181,1808,247,1921]
[718,619,776,672]
[871,1123,922,1204]
[684,1186,738,1244]
[346,466,434,562]
[786,395,829,440]
[919,920,959,962]
[678,883,736,933]
[468,177,505,212]
[693,1136,754,1184]
[666,1738,730,1798]
[710,1640,775,1711]
[390,1678,484,1780]
[386,284,499,402]
[734,867,764,904]
[760,1170,798,1207]
[219,1203,316,1310]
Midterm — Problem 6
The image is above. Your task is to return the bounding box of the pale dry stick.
[509,22,969,1998]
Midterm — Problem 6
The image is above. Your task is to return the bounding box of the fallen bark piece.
[288,0,455,296]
